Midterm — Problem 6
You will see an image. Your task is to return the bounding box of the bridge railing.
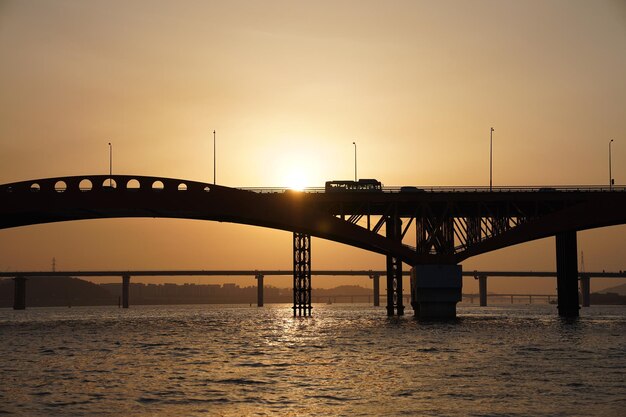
[2,175,622,194]
[239,185,626,194]
[239,187,325,194]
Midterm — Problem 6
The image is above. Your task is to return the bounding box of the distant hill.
[0,277,375,307]
[597,283,626,296]
[2,276,624,307]
[0,276,115,307]
[315,285,372,296]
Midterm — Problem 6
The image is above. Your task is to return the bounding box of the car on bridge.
[400,186,425,193]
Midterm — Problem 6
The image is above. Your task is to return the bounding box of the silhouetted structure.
[1,175,625,318]
[2,274,625,309]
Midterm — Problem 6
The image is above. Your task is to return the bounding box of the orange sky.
[1,1,625,293]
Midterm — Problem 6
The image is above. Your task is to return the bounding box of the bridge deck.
[1,270,624,278]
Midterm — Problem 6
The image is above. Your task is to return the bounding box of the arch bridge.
[2,174,625,318]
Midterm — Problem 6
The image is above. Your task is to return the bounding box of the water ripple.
[0,304,624,416]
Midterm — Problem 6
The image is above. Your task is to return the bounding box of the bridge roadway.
[5,269,624,310]
[2,174,626,318]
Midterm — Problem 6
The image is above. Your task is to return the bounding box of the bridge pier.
[122,275,130,309]
[556,231,580,317]
[293,233,312,317]
[13,276,27,310]
[386,216,404,316]
[410,265,462,319]
[477,275,488,306]
[256,273,264,307]
[580,275,590,307]
[370,273,380,307]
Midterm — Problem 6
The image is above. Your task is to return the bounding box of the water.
[1,304,624,416]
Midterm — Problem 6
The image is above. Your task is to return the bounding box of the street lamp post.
[108,142,112,187]
[490,127,494,191]
[352,141,357,182]
[213,130,216,185]
[609,139,614,190]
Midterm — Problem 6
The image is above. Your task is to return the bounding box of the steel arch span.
[0,175,417,263]
[1,174,626,265]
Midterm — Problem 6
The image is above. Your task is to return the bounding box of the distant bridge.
[2,269,624,278]
[1,174,625,318]
[3,269,624,310]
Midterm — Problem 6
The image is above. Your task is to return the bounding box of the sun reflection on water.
[0,304,624,416]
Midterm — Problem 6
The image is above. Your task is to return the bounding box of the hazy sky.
[1,0,625,292]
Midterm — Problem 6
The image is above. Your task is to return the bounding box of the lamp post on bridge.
[213,130,216,185]
[352,141,357,182]
[108,142,112,187]
[489,127,494,191]
[609,139,614,190]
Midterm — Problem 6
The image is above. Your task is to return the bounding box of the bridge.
[2,174,625,318]
[3,269,624,310]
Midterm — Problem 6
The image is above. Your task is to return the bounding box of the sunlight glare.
[286,170,308,191]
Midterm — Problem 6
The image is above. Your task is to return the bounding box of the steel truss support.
[415,216,454,255]
[556,231,580,317]
[466,217,482,246]
[293,232,312,317]
[386,216,404,316]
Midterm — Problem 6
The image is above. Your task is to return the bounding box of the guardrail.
[2,176,622,195]
[239,185,626,194]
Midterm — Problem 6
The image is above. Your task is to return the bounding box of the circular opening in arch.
[79,179,93,191]
[54,181,67,192]
[127,179,141,190]
[103,179,117,189]
[152,180,165,190]
[30,183,41,192]
[177,183,188,191]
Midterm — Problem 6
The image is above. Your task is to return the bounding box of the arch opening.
[127,179,141,190]
[54,181,67,192]
[79,179,93,191]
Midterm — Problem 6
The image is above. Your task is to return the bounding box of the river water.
[0,304,624,416]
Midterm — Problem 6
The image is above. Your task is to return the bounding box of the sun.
[285,170,308,191]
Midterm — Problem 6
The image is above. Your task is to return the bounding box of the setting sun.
[285,170,308,191]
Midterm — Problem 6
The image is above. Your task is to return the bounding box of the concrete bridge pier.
[13,276,27,310]
[410,265,462,319]
[370,273,380,307]
[122,275,130,309]
[477,275,488,306]
[556,231,580,317]
[256,273,264,307]
[580,275,590,307]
